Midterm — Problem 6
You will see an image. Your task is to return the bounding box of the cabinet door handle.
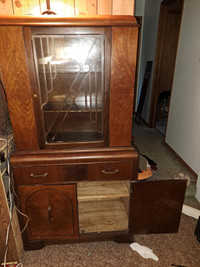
[30,173,48,178]
[101,169,119,175]
[48,205,53,222]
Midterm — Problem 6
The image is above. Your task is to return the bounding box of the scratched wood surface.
[0,0,134,15]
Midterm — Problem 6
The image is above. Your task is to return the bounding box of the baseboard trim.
[164,141,198,179]
[133,116,148,126]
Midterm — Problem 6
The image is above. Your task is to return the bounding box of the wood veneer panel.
[0,15,138,26]
[10,148,138,166]
[18,184,79,240]
[109,27,138,146]
[23,27,46,148]
[0,26,39,150]
[130,179,187,234]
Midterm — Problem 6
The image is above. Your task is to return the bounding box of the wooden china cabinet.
[0,15,186,250]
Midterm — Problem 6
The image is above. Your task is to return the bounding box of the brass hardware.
[101,169,119,175]
[33,94,37,98]
[41,0,57,15]
[48,205,53,222]
[30,173,48,178]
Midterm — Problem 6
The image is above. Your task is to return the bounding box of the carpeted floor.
[132,122,197,203]
[20,123,200,266]
[20,213,200,267]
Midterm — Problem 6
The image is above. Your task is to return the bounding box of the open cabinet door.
[130,179,187,234]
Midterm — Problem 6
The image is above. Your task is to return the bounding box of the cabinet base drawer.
[13,165,63,185]
[87,162,135,181]
[13,161,137,185]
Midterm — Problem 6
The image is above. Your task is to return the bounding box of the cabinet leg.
[114,234,133,244]
[23,240,45,251]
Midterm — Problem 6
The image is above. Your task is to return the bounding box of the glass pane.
[32,34,104,143]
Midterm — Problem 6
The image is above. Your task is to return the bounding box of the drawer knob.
[101,169,119,175]
[30,173,48,178]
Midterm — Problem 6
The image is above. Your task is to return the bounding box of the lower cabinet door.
[18,184,78,240]
[129,179,187,234]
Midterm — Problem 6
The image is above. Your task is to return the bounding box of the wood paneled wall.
[0,0,135,16]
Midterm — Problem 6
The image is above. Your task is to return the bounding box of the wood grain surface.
[18,184,79,240]
[0,15,138,26]
[0,26,40,150]
[109,27,138,146]
[0,0,135,16]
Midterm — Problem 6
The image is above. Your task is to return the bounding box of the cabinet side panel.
[109,27,138,146]
[0,26,39,150]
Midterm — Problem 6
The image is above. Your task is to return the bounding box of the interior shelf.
[43,101,103,112]
[77,181,130,234]
[78,199,129,234]
[77,180,130,202]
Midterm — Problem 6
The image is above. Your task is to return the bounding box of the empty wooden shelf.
[77,180,130,201]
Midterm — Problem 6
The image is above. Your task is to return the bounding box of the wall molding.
[164,141,198,179]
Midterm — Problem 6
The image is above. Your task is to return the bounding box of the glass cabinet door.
[32,32,106,145]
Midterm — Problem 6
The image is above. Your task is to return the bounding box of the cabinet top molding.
[0,15,138,27]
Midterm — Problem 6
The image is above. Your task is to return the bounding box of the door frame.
[148,0,184,129]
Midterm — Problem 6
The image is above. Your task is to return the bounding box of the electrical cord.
[0,137,7,145]
[16,263,23,267]
[15,207,30,234]
[0,79,24,266]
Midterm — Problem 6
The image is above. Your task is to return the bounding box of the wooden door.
[18,184,78,240]
[149,0,184,131]
[129,179,187,234]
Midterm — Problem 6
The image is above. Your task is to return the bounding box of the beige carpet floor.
[20,213,200,267]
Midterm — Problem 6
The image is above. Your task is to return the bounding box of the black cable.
[0,79,12,135]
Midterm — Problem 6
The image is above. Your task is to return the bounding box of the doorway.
[149,0,184,135]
